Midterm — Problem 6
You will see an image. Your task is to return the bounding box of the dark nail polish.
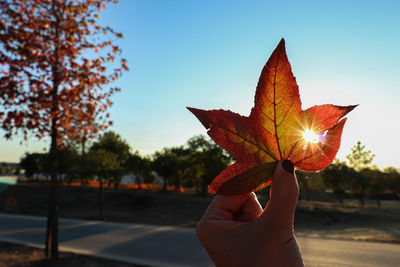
[282,160,294,175]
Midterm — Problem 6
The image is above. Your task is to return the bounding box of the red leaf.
[291,118,347,171]
[187,108,276,165]
[188,39,356,195]
[300,104,357,134]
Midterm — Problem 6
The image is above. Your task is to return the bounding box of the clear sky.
[1,0,399,169]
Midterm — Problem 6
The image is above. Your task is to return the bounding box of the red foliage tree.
[0,0,128,259]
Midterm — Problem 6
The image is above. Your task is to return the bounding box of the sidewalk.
[0,213,212,267]
[1,213,400,267]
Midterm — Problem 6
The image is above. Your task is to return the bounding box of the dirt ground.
[295,200,400,243]
[1,183,400,242]
[1,183,211,227]
[0,241,142,267]
[0,183,399,266]
[0,183,400,243]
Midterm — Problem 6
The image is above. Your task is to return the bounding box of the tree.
[20,152,50,180]
[346,141,376,205]
[57,146,80,184]
[90,131,130,190]
[152,148,179,192]
[321,160,352,205]
[296,170,324,201]
[348,168,370,206]
[363,168,386,206]
[186,135,232,196]
[347,141,375,171]
[91,131,130,162]
[152,142,215,193]
[384,167,400,199]
[87,148,119,218]
[169,146,191,192]
[180,154,204,192]
[20,152,45,179]
[125,151,152,189]
[0,0,128,259]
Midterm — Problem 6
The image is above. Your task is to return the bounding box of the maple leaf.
[187,39,356,195]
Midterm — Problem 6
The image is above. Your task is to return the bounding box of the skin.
[196,160,304,267]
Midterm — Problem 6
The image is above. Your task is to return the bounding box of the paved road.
[0,213,399,267]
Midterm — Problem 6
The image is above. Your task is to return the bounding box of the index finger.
[203,193,251,221]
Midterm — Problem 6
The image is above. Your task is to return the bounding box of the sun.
[302,129,320,144]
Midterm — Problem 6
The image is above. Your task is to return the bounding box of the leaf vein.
[273,51,283,159]
[276,101,296,128]
[215,125,278,161]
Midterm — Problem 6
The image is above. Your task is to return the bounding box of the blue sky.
[1,0,400,169]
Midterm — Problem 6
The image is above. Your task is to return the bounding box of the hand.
[196,160,304,267]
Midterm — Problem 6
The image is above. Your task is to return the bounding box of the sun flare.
[302,129,320,144]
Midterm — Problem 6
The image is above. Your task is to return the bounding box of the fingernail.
[282,160,294,175]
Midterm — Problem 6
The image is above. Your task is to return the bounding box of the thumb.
[259,160,299,227]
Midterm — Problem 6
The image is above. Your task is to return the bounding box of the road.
[0,213,399,267]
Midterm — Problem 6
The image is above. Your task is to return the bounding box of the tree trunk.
[99,177,104,219]
[135,173,141,189]
[99,178,104,217]
[114,181,119,191]
[81,136,86,155]
[163,178,167,192]
[359,196,365,206]
[45,121,59,260]
[338,196,343,205]
[201,177,207,196]
[175,178,181,192]
[45,7,60,258]
[80,138,86,188]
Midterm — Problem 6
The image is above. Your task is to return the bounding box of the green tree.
[125,151,152,189]
[90,131,130,190]
[296,170,324,201]
[384,167,400,199]
[20,152,44,179]
[20,152,50,180]
[348,168,370,206]
[154,145,206,193]
[321,160,352,205]
[87,149,119,219]
[347,141,375,171]
[169,146,191,192]
[346,141,376,206]
[180,155,204,192]
[57,146,80,184]
[363,168,386,206]
[152,148,179,192]
[186,135,232,196]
